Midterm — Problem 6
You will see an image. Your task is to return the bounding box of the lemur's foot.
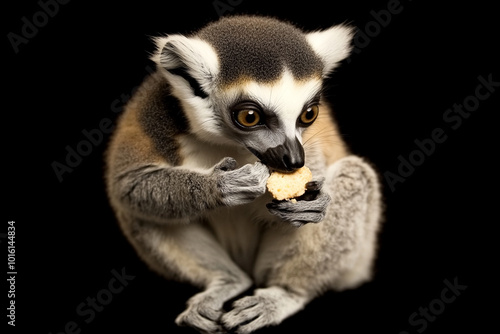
[176,291,225,334]
[221,287,306,334]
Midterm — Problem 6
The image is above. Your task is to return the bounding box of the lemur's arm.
[111,157,268,222]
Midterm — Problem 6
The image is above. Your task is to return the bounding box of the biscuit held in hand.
[266,166,313,201]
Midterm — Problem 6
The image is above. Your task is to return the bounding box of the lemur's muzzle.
[249,137,305,173]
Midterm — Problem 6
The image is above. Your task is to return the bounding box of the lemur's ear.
[306,25,354,76]
[152,35,219,98]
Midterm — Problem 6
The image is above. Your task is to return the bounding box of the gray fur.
[113,164,221,221]
[197,15,323,84]
[105,15,382,334]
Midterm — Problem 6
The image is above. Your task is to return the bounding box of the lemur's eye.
[237,109,261,127]
[299,105,319,126]
[231,101,265,130]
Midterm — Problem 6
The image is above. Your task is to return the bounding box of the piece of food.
[266,166,313,201]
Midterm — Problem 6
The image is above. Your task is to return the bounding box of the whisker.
[302,127,348,153]
[303,127,340,146]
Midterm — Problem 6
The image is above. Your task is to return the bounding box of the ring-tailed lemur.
[105,15,382,334]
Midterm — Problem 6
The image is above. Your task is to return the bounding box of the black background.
[5,0,498,333]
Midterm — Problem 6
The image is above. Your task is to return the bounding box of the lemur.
[105,15,382,334]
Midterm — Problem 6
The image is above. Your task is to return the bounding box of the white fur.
[306,25,354,76]
[152,35,220,94]
[175,87,227,144]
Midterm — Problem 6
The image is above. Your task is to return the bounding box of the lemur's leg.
[221,156,382,334]
[125,217,252,334]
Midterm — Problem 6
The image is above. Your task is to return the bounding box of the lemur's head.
[152,15,353,172]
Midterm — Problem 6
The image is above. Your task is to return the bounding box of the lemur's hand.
[266,179,331,227]
[214,157,270,206]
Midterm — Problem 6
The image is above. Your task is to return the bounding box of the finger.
[305,178,325,192]
[266,202,279,210]
[296,190,318,201]
[214,157,237,172]
[305,181,320,192]
[290,221,306,228]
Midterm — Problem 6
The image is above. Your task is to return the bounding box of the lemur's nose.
[283,153,304,171]
[257,137,305,173]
